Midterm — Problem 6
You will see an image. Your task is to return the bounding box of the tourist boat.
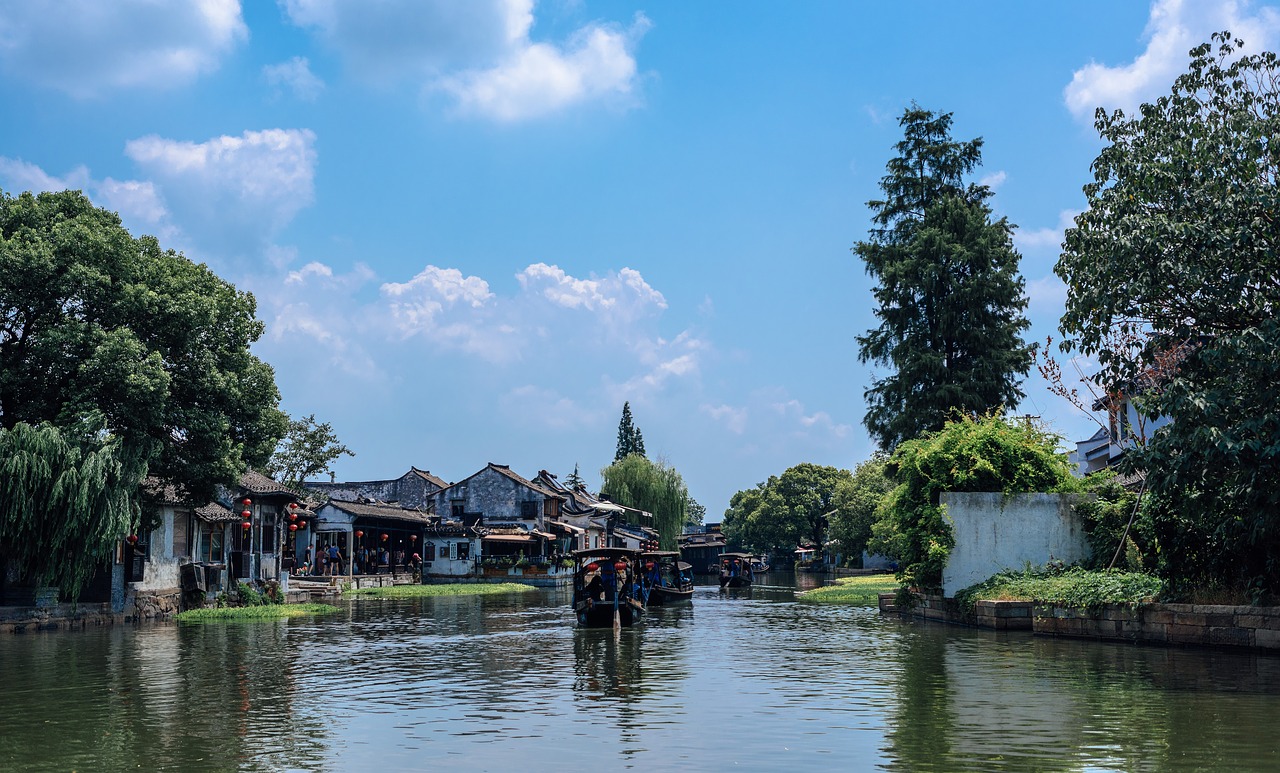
[638,550,694,606]
[572,548,645,627]
[749,555,770,574]
[718,552,755,589]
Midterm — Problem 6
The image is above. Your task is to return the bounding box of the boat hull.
[720,576,752,589]
[576,598,643,627]
[648,586,694,606]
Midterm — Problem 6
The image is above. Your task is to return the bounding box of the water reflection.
[2,580,1280,772]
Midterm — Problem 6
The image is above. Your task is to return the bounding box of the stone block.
[1255,628,1280,649]
[1173,612,1208,627]
[1142,610,1175,625]
[1168,623,1209,644]
[1208,627,1253,647]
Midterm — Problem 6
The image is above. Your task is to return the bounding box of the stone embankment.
[880,593,1280,652]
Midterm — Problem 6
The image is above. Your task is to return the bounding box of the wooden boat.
[718,552,755,589]
[639,551,694,606]
[572,548,645,627]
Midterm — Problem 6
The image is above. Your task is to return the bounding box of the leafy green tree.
[722,463,855,555]
[827,453,894,561]
[266,414,354,491]
[685,496,706,528]
[0,189,287,589]
[854,105,1032,450]
[0,421,146,598]
[1056,32,1280,597]
[876,414,1075,591]
[614,401,646,461]
[0,189,287,502]
[600,454,687,549]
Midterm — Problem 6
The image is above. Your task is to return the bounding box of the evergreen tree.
[854,105,1032,449]
[614,401,646,461]
[565,463,585,490]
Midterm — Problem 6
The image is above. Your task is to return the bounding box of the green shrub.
[954,566,1164,611]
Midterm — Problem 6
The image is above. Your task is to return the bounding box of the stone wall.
[0,603,123,634]
[1035,603,1280,651]
[127,589,182,621]
[941,492,1091,596]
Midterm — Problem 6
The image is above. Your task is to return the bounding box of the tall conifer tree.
[614,402,646,461]
[854,105,1032,449]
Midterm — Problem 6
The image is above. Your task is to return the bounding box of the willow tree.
[599,454,688,549]
[854,105,1032,449]
[0,422,146,598]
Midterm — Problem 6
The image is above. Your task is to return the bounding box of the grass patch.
[955,567,1164,611]
[175,603,340,622]
[346,582,539,598]
[798,574,899,605]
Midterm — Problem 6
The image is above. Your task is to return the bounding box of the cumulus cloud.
[1014,209,1080,254]
[124,129,318,256]
[980,170,1007,190]
[281,0,649,120]
[264,56,325,101]
[1064,0,1280,121]
[0,0,246,97]
[517,262,666,322]
[771,398,852,439]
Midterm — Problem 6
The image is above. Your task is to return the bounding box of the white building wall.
[941,492,1092,597]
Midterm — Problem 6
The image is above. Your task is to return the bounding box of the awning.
[530,530,555,540]
[483,534,534,544]
[594,502,626,513]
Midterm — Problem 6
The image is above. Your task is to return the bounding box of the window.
[453,542,470,561]
[261,512,276,553]
[439,545,449,559]
[173,512,190,558]
[451,500,465,518]
[198,524,225,563]
[520,501,538,519]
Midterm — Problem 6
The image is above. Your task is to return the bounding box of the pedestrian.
[302,546,312,577]
[327,543,341,575]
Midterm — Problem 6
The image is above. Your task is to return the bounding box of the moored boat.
[572,548,645,627]
[639,551,694,606]
[718,552,755,589]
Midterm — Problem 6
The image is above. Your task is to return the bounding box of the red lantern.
[585,562,599,571]
[614,562,627,573]
[381,533,389,541]
[289,502,298,510]
[289,523,299,532]
[241,510,252,520]
[241,521,252,530]
[298,520,308,529]
[355,530,364,539]
[289,512,298,521]
[126,534,138,545]
[242,498,252,506]
[645,562,654,570]
[410,535,418,542]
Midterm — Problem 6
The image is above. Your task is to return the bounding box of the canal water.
[2,575,1279,772]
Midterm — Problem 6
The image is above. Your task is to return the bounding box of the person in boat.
[585,569,604,600]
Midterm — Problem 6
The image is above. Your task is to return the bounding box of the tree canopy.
[1056,32,1280,597]
[827,453,894,561]
[265,414,354,491]
[854,105,1032,450]
[722,463,854,556]
[599,454,687,550]
[0,189,287,503]
[614,401,645,461]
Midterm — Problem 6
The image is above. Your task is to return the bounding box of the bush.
[954,565,1164,611]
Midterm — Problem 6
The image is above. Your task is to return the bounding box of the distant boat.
[749,555,770,574]
[639,551,694,606]
[718,552,755,589]
[572,548,645,627]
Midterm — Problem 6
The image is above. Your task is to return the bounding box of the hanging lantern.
[289,512,298,521]
[298,520,308,529]
[126,534,138,545]
[355,530,364,539]
[242,497,252,506]
[289,502,298,511]
[381,533,389,541]
[585,562,599,572]
[410,535,418,542]
[241,510,252,520]
[289,523,299,532]
[241,521,252,530]
[614,562,627,573]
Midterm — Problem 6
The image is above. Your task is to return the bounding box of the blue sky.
[3,1,1277,517]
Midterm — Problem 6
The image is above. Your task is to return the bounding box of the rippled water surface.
[3,576,1280,772]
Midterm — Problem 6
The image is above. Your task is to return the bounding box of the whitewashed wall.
[941,492,1091,597]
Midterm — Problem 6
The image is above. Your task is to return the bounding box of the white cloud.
[0,157,91,193]
[1014,209,1080,254]
[500,385,589,430]
[282,0,649,120]
[1026,274,1069,311]
[980,170,1007,190]
[1064,0,1280,121]
[517,263,667,323]
[702,403,748,434]
[0,0,246,97]
[286,262,334,285]
[439,15,650,121]
[124,129,318,256]
[264,56,325,101]
[380,265,497,350]
[771,398,852,439]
